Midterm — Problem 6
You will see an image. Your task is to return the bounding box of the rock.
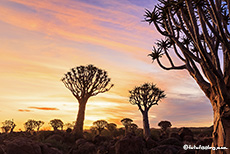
[195,137,212,154]
[160,137,184,147]
[0,145,5,154]
[115,135,144,154]
[178,128,193,139]
[40,144,63,154]
[69,139,96,154]
[170,133,182,141]
[93,135,110,145]
[5,137,42,154]
[177,149,195,154]
[148,145,181,154]
[37,131,54,141]
[145,138,158,149]
[195,137,212,146]
[46,134,64,143]
[75,138,87,146]
[183,135,193,142]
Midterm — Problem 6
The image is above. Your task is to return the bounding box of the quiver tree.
[1,119,16,133]
[35,120,44,131]
[61,64,113,136]
[93,120,108,135]
[121,118,133,135]
[24,119,37,132]
[130,123,138,135]
[49,119,63,131]
[158,120,172,132]
[106,123,117,132]
[90,126,97,135]
[145,0,230,152]
[158,120,172,138]
[129,83,165,139]
[106,123,117,135]
[65,122,74,130]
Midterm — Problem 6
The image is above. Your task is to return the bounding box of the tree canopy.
[61,64,114,100]
[49,119,63,131]
[1,119,16,133]
[129,83,166,112]
[93,120,108,135]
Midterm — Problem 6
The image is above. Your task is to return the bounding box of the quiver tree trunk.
[211,96,230,154]
[143,111,150,139]
[125,125,129,136]
[73,98,88,136]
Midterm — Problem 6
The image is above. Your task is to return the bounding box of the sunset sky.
[0,0,213,131]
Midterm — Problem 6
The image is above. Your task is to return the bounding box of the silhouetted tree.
[130,123,138,134]
[145,0,230,151]
[1,126,10,133]
[61,64,113,136]
[35,120,44,131]
[90,126,97,135]
[121,118,133,135]
[129,83,165,139]
[24,119,37,132]
[158,121,172,132]
[93,120,108,135]
[106,123,117,132]
[65,122,74,130]
[106,123,117,137]
[158,121,172,138]
[49,119,63,131]
[1,119,16,133]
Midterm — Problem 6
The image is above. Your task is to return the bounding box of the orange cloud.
[1,0,158,61]
[28,107,59,111]
[18,109,31,112]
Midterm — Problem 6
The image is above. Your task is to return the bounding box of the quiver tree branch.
[145,0,230,152]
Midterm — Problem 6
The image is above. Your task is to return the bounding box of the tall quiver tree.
[129,83,165,139]
[62,64,113,136]
[145,0,230,152]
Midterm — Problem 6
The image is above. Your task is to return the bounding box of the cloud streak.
[28,107,59,111]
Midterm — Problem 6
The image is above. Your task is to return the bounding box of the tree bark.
[73,98,88,137]
[211,97,230,154]
[143,111,150,139]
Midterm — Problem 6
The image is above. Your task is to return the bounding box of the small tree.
[62,64,113,136]
[49,119,63,131]
[106,123,117,137]
[65,122,74,130]
[106,123,117,132]
[1,119,16,133]
[1,126,10,133]
[35,120,44,131]
[93,120,108,135]
[121,118,133,135]
[24,119,37,132]
[158,121,172,138]
[158,121,172,133]
[129,83,165,139]
[130,123,138,134]
[90,126,97,135]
